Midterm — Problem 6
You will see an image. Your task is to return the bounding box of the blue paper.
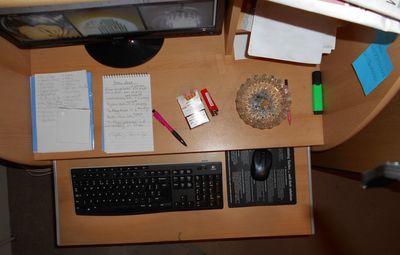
[30,76,38,152]
[352,31,395,96]
[87,72,94,149]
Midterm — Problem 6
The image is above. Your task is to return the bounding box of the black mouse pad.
[226,147,296,207]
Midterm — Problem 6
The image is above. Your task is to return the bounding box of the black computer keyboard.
[71,162,223,215]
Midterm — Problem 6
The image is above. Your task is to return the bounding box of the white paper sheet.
[344,0,400,20]
[32,70,93,153]
[270,0,400,34]
[102,74,154,153]
[234,33,250,60]
[248,1,337,64]
[56,109,91,144]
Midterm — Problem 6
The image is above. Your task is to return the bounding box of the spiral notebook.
[102,73,154,153]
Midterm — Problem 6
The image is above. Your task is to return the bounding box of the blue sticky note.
[352,43,393,96]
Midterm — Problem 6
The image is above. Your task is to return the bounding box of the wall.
[0,165,12,255]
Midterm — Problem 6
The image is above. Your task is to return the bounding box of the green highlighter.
[312,71,324,114]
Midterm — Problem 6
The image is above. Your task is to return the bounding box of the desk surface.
[2,23,400,165]
[29,33,323,161]
[10,27,317,246]
[54,147,313,245]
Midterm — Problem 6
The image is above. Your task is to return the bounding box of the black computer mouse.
[251,149,273,181]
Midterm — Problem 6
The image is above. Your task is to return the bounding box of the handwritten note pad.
[30,70,94,153]
[102,74,154,153]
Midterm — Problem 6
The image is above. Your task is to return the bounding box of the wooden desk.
[54,147,313,245]
[16,31,317,246]
[1,0,399,247]
[0,33,323,164]
[2,1,399,166]
[29,33,323,161]
[0,2,317,244]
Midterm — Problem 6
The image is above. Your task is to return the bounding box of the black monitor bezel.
[0,0,225,49]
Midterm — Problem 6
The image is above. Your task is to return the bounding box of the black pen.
[152,109,187,147]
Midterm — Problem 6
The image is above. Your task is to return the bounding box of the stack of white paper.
[30,70,94,153]
[247,1,336,64]
[270,0,400,34]
[343,0,400,21]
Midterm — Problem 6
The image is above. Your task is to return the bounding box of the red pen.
[152,109,187,146]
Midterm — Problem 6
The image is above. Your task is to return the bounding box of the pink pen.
[285,79,292,126]
[152,109,187,146]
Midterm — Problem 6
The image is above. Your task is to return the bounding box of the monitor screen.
[0,0,224,67]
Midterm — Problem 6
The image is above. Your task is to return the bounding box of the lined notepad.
[102,74,154,153]
[30,70,94,153]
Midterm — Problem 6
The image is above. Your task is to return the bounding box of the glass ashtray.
[235,74,291,129]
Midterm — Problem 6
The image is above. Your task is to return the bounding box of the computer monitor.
[0,0,224,68]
